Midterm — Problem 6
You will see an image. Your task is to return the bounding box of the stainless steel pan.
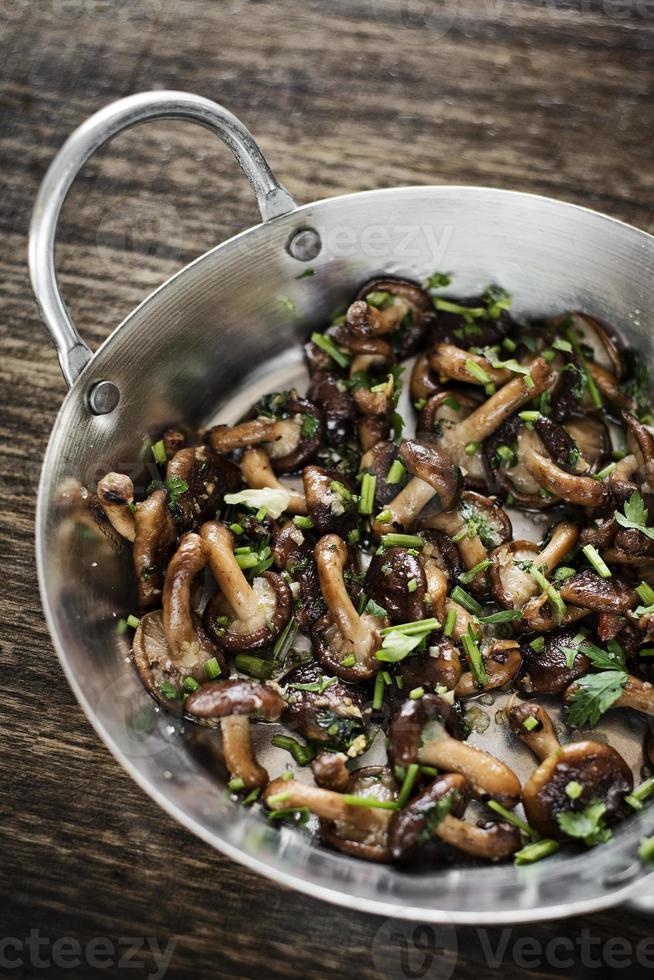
[30,90,654,923]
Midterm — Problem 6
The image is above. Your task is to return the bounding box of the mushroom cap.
[399,636,463,693]
[271,523,326,630]
[282,660,366,752]
[389,693,466,768]
[320,766,396,862]
[358,415,391,453]
[400,439,462,513]
[303,465,357,536]
[167,445,240,529]
[132,609,225,703]
[389,773,469,861]
[420,528,466,583]
[311,751,351,791]
[410,351,441,404]
[489,539,540,611]
[97,472,135,541]
[518,626,590,696]
[306,371,357,449]
[483,416,557,509]
[364,547,427,624]
[455,639,522,698]
[203,569,293,652]
[184,678,285,721]
[355,277,434,356]
[418,389,480,440]
[522,740,633,839]
[623,412,654,487]
[558,570,637,614]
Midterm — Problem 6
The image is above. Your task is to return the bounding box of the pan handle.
[28,90,297,387]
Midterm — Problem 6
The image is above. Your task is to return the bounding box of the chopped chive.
[228,776,245,792]
[594,462,616,481]
[229,522,244,535]
[565,780,583,800]
[381,670,392,685]
[461,628,489,686]
[342,794,398,811]
[397,763,420,809]
[488,800,538,839]
[565,327,603,408]
[271,734,316,766]
[204,657,222,679]
[639,837,654,863]
[151,439,167,464]
[386,460,406,484]
[514,839,559,865]
[522,716,538,732]
[380,533,424,548]
[235,553,259,569]
[523,375,535,390]
[477,609,523,624]
[234,654,273,680]
[347,528,360,545]
[518,410,540,422]
[330,480,352,501]
[376,509,393,523]
[159,682,178,700]
[465,441,479,456]
[381,618,441,636]
[267,790,293,807]
[272,616,298,661]
[241,787,261,806]
[530,636,545,652]
[542,349,556,363]
[450,586,483,616]
[523,564,566,624]
[443,608,457,637]
[126,614,140,629]
[434,298,486,317]
[310,332,350,369]
[458,558,491,584]
[407,578,418,593]
[465,359,493,385]
[373,671,386,710]
[582,544,611,579]
[366,290,393,308]
[255,506,267,522]
[639,648,654,657]
[625,776,654,810]
[341,653,356,667]
[359,473,377,515]
[182,676,200,693]
[502,337,517,353]
[292,515,314,529]
[409,686,425,700]
[234,545,252,554]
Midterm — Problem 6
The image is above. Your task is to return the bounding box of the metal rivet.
[87,380,120,416]
[286,227,322,262]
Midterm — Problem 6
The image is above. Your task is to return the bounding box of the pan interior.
[37,186,654,919]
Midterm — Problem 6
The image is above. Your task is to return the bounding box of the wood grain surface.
[2,1,654,977]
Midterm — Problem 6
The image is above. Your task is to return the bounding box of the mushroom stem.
[429,345,512,387]
[208,417,297,453]
[97,472,136,542]
[437,815,521,859]
[521,445,609,507]
[201,522,261,621]
[221,715,268,789]
[315,535,376,650]
[240,448,307,514]
[264,777,389,833]
[536,521,579,573]
[162,532,210,663]
[442,358,554,449]
[615,675,654,716]
[507,701,561,760]
[417,737,521,808]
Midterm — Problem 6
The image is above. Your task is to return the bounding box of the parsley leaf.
[557,801,612,846]
[580,640,626,671]
[301,414,320,438]
[425,271,452,289]
[615,490,654,540]
[566,670,627,728]
[146,476,190,512]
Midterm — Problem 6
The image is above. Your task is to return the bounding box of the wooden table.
[2,2,654,977]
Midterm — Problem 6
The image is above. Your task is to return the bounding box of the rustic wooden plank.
[2,1,654,977]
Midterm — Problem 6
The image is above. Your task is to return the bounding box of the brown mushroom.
[558,570,637,614]
[358,416,391,453]
[207,394,323,473]
[622,412,654,490]
[312,535,387,680]
[320,766,396,861]
[518,626,590,696]
[303,466,357,536]
[167,444,240,529]
[373,439,462,533]
[455,639,522,698]
[417,389,480,442]
[429,344,513,388]
[185,678,285,789]
[359,441,408,509]
[270,523,326,630]
[520,435,610,508]
[283,660,367,754]
[240,448,307,515]
[201,522,292,651]
[400,636,464,693]
[389,694,521,807]
[97,472,135,541]
[613,674,654,716]
[410,351,440,404]
[306,371,357,449]
[389,772,520,861]
[353,277,434,356]
[132,488,177,611]
[364,547,427,624]
[311,751,351,791]
[489,522,579,613]
[507,701,632,839]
